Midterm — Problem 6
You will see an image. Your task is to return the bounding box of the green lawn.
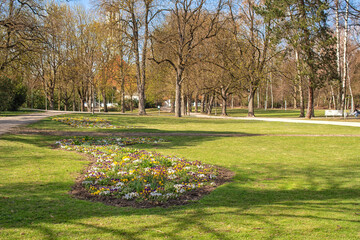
[28,113,360,136]
[210,107,332,118]
[1,114,359,239]
[0,109,41,117]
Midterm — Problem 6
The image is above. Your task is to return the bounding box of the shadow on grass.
[1,179,359,239]
[1,134,359,238]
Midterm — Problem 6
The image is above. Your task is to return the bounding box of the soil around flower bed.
[69,154,235,208]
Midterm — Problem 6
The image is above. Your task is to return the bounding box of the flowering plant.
[52,117,131,129]
[57,137,217,202]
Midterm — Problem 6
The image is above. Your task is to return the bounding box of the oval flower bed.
[52,117,131,129]
[57,137,232,207]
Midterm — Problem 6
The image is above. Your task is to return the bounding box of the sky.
[67,0,93,11]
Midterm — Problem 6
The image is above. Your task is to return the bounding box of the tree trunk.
[270,73,274,109]
[231,94,234,109]
[80,98,84,112]
[187,94,192,115]
[201,94,206,113]
[49,91,54,110]
[137,84,146,115]
[207,94,214,115]
[341,0,349,114]
[293,85,297,109]
[181,92,186,116]
[221,92,227,116]
[348,61,354,112]
[170,96,175,113]
[305,85,314,119]
[103,91,108,112]
[295,48,305,117]
[265,78,268,111]
[121,76,125,113]
[73,89,76,111]
[58,88,61,111]
[175,68,183,117]
[335,0,341,110]
[248,86,256,117]
[194,93,198,112]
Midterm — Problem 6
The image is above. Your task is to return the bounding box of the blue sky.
[67,0,93,11]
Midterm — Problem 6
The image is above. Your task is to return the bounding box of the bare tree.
[150,0,223,117]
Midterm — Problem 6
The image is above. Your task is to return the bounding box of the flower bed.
[52,117,130,129]
[57,137,218,203]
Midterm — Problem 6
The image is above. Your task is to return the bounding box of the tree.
[228,0,279,117]
[150,0,223,117]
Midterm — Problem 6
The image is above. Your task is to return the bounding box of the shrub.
[0,77,27,111]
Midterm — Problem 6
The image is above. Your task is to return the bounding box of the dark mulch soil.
[69,155,235,208]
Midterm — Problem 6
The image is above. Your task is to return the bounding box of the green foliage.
[0,76,27,111]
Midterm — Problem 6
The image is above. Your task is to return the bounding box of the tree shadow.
[1,131,359,238]
[1,158,359,239]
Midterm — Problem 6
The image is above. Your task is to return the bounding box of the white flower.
[150,191,162,197]
[168,174,177,180]
[165,193,177,198]
[198,174,206,178]
[115,182,124,187]
[174,184,183,189]
[100,190,110,195]
[167,169,176,174]
[82,180,93,185]
[123,192,139,200]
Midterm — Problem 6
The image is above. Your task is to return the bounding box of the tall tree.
[150,0,223,117]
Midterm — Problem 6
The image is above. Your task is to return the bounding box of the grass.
[209,107,358,119]
[0,109,40,117]
[27,112,360,136]
[1,114,360,239]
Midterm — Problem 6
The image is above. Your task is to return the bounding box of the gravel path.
[190,113,360,128]
[0,111,67,136]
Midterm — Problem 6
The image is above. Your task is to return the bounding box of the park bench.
[325,110,348,117]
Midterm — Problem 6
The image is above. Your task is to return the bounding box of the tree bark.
[335,0,341,110]
[341,0,349,114]
[194,93,198,112]
[103,91,108,112]
[221,88,228,116]
[293,85,297,109]
[170,96,175,113]
[248,86,256,117]
[175,68,184,117]
[305,85,314,119]
[121,76,125,113]
[181,92,186,116]
[201,94,206,113]
[187,94,192,115]
[207,94,214,115]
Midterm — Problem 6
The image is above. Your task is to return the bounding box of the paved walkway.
[2,111,360,137]
[0,111,66,136]
[190,113,360,128]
